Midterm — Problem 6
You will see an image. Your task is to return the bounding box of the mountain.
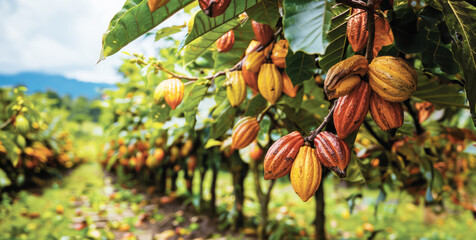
[0,72,117,99]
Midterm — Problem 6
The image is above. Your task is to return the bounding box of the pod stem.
[304,102,337,144]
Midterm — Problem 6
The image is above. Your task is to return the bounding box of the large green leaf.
[439,0,476,125]
[246,0,281,26]
[183,79,211,130]
[389,7,429,54]
[155,25,186,41]
[413,71,467,108]
[283,0,328,55]
[100,0,195,60]
[318,3,350,72]
[285,49,317,85]
[211,105,237,138]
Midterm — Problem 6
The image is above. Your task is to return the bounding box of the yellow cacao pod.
[162,78,184,110]
[244,51,266,73]
[324,55,367,99]
[216,30,235,53]
[368,56,417,102]
[369,91,404,134]
[290,146,322,202]
[271,39,289,68]
[153,81,166,104]
[282,72,298,98]
[148,0,170,12]
[180,139,194,157]
[258,63,283,105]
[245,40,261,56]
[15,114,29,134]
[231,117,260,149]
[170,146,179,163]
[226,71,247,107]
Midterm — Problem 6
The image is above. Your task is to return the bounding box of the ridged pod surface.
[153,81,166,104]
[368,56,417,102]
[282,72,298,98]
[290,146,322,202]
[252,20,274,45]
[231,117,260,149]
[216,30,235,52]
[199,0,232,17]
[264,131,304,180]
[333,81,371,139]
[271,39,288,68]
[314,131,351,178]
[242,61,259,92]
[369,91,404,133]
[324,55,367,99]
[347,9,368,53]
[226,71,247,107]
[244,51,265,73]
[148,0,170,12]
[373,15,394,56]
[163,78,184,110]
[258,63,283,105]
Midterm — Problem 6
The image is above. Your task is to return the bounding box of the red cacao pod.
[347,9,368,53]
[199,0,232,17]
[231,117,260,149]
[314,131,351,178]
[333,81,371,139]
[369,91,404,134]
[252,20,274,45]
[216,30,235,53]
[242,60,259,92]
[264,131,304,180]
[290,146,322,202]
[249,141,264,161]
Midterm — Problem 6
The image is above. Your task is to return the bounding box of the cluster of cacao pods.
[154,78,185,110]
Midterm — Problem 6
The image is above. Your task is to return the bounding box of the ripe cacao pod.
[199,0,232,17]
[264,131,304,180]
[245,40,260,56]
[216,30,235,53]
[242,61,259,92]
[333,81,371,139]
[249,141,264,161]
[324,55,367,99]
[258,63,283,105]
[282,72,299,98]
[252,20,274,45]
[226,71,247,107]
[347,9,368,53]
[15,114,29,134]
[314,131,351,178]
[369,91,403,134]
[231,117,260,149]
[244,51,265,73]
[415,101,434,123]
[148,0,170,12]
[162,78,184,110]
[187,155,197,172]
[154,148,165,162]
[368,56,417,102]
[290,145,322,202]
[373,15,394,56]
[170,146,179,163]
[271,39,289,68]
[180,139,194,157]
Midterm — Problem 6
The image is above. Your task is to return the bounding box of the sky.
[0,0,187,84]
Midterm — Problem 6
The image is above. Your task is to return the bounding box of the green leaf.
[244,94,268,117]
[183,79,211,130]
[439,0,476,125]
[0,168,11,188]
[342,154,365,183]
[413,71,467,108]
[285,49,317,85]
[100,0,195,60]
[246,0,281,26]
[257,116,271,146]
[318,4,350,72]
[155,25,186,41]
[389,7,429,53]
[211,105,237,138]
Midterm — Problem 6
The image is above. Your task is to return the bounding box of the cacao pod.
[242,60,259,92]
[153,81,166,104]
[15,114,29,134]
[347,9,368,53]
[249,141,264,161]
[314,131,351,178]
[148,0,170,12]
[245,40,261,56]
[263,42,274,58]
[231,117,260,149]
[258,63,283,105]
[216,30,235,53]
[180,139,194,157]
[373,14,394,56]
[162,78,184,110]
[170,146,179,163]
[368,56,417,102]
[290,145,322,202]
[369,91,403,134]
[252,20,274,45]
[415,101,434,123]
[244,51,265,73]
[324,55,367,99]
[271,39,288,68]
[264,131,304,180]
[187,155,197,172]
[282,72,299,98]
[153,148,165,162]
[226,71,247,107]
[333,81,371,139]
[199,0,232,17]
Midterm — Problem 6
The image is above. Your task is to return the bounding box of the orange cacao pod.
[199,0,232,17]
[252,20,274,45]
[216,30,235,52]
[314,131,351,178]
[415,101,434,123]
[282,72,299,98]
[271,39,289,68]
[245,40,261,56]
[242,61,259,92]
[162,78,184,110]
[258,63,283,105]
[226,70,247,107]
[148,0,170,12]
[249,141,264,161]
[290,146,322,202]
[333,81,371,139]
[347,9,368,53]
[264,131,304,180]
[324,55,367,100]
[369,91,404,134]
[180,139,194,157]
[244,51,266,73]
[373,15,394,56]
[231,117,260,149]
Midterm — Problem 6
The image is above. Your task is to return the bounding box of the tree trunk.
[210,162,218,218]
[170,167,178,192]
[157,166,167,195]
[250,159,275,240]
[314,180,326,240]
[231,154,248,231]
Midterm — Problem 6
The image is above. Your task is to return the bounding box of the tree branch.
[304,102,336,144]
